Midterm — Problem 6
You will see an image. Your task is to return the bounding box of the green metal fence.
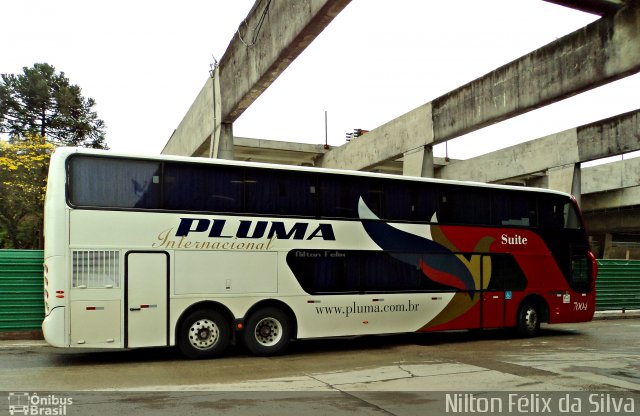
[0,250,44,332]
[596,259,640,311]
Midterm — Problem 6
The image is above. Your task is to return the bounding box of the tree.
[0,63,107,149]
[0,134,54,248]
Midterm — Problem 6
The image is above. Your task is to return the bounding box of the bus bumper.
[42,306,66,347]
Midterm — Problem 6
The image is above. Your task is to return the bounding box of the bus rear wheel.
[243,307,291,356]
[517,301,540,337]
[178,309,230,359]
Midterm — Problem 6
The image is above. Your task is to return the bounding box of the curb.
[593,310,640,320]
[0,330,43,341]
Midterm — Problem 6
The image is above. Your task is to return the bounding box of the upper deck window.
[68,156,161,209]
[66,155,581,233]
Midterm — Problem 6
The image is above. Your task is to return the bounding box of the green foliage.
[0,63,110,248]
[0,134,54,248]
[0,63,107,149]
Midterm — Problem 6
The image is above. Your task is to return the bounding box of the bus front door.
[125,251,169,348]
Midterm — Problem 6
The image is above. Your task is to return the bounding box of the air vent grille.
[72,250,120,288]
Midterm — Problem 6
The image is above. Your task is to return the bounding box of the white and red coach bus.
[42,148,597,358]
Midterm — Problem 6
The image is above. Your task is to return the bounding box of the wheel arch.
[518,294,549,324]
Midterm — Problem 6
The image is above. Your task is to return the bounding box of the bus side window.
[163,163,243,213]
[318,176,383,219]
[485,254,527,290]
[69,156,161,209]
[492,192,537,228]
[539,196,573,230]
[563,202,582,229]
[438,186,491,226]
[244,169,317,217]
[383,181,438,223]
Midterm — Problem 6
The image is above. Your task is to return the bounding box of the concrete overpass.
[162,1,640,258]
[198,111,640,258]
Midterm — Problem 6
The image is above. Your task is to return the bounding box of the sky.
[2,0,639,163]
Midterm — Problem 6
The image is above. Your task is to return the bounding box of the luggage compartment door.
[126,251,169,348]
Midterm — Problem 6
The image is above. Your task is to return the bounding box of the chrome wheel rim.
[188,319,219,350]
[524,307,538,332]
[254,317,282,347]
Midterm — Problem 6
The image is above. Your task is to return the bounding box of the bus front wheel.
[517,301,540,337]
[178,309,230,359]
[243,307,291,356]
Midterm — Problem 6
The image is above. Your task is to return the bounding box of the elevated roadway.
[161,1,640,257]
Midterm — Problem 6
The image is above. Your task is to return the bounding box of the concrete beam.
[321,3,640,167]
[577,109,640,161]
[320,103,434,170]
[584,205,640,233]
[162,78,215,156]
[582,186,640,210]
[437,108,640,182]
[542,0,625,16]
[234,137,329,166]
[582,156,640,193]
[219,0,351,122]
[163,0,351,156]
[438,129,579,183]
[432,2,640,144]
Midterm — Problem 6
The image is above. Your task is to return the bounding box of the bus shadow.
[47,346,183,366]
[46,327,584,366]
[412,326,582,346]
[282,326,584,356]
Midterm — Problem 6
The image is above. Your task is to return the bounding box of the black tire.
[243,307,291,356]
[517,301,540,337]
[178,309,230,359]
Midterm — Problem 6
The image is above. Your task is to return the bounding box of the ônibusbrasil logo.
[7,392,72,416]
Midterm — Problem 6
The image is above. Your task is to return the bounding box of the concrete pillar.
[218,123,235,160]
[547,163,581,206]
[603,232,614,260]
[402,145,434,178]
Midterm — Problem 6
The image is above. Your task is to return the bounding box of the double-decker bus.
[42,147,597,358]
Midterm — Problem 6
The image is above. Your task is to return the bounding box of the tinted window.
[244,168,317,217]
[287,250,359,293]
[318,176,383,219]
[539,195,581,230]
[492,191,537,227]
[484,254,527,291]
[570,254,591,291]
[384,180,438,222]
[69,156,161,209]
[163,162,243,212]
[287,250,459,294]
[438,186,491,225]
